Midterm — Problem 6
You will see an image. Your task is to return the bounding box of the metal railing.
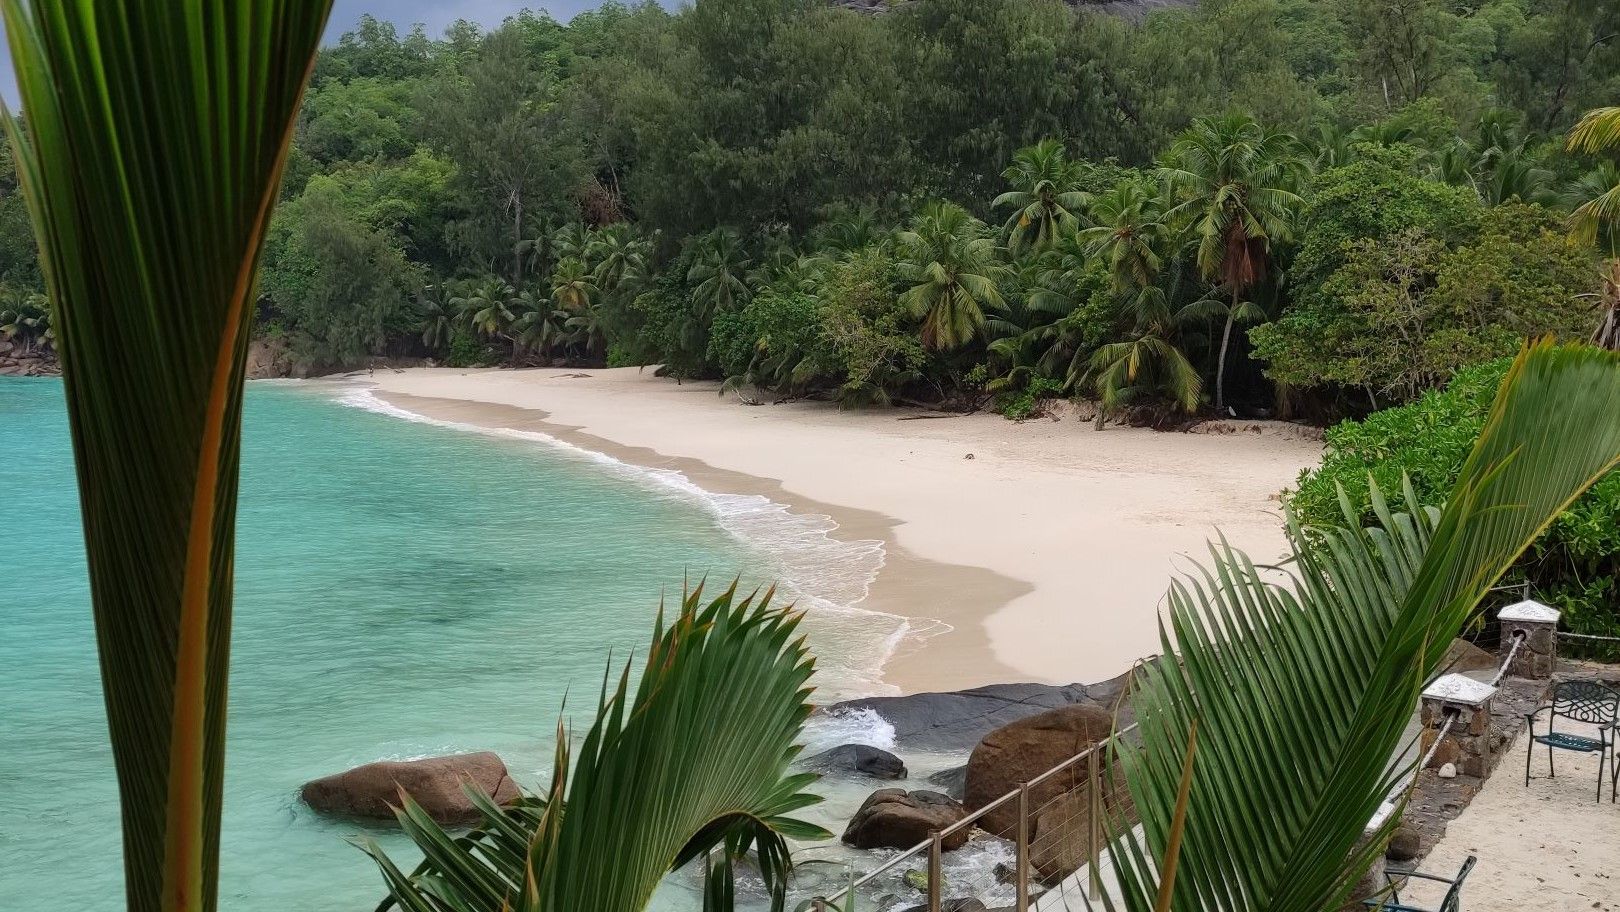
[810,720,1141,912]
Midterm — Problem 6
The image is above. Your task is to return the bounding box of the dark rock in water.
[826,674,1133,752]
[300,751,519,825]
[806,743,907,780]
[842,788,969,851]
[895,900,987,912]
[966,704,1120,836]
[926,764,967,799]
[1386,826,1422,862]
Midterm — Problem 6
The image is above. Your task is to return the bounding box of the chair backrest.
[1551,680,1620,725]
[1439,855,1476,912]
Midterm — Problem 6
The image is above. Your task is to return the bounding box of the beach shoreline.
[337,366,1322,695]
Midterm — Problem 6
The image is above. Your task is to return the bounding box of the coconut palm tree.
[1104,341,1620,912]
[587,225,648,293]
[1078,181,1169,295]
[0,292,50,355]
[896,201,1008,351]
[514,226,553,282]
[552,221,593,268]
[1160,114,1305,413]
[416,285,455,353]
[993,139,1088,255]
[1565,161,1620,251]
[1569,106,1620,153]
[1085,282,1203,417]
[565,303,609,360]
[550,257,599,313]
[686,228,752,319]
[0,4,330,912]
[510,289,565,358]
[453,278,518,340]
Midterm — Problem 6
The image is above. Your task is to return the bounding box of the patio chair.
[1363,855,1475,912]
[1524,680,1619,802]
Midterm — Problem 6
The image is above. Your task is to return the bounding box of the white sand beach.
[354,366,1323,694]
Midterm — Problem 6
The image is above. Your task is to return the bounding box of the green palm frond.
[1101,341,1620,912]
[1568,107,1620,154]
[363,582,829,912]
[1,3,331,911]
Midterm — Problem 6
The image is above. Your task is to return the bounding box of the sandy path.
[1412,726,1618,911]
[343,367,1321,695]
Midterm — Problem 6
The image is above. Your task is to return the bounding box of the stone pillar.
[1498,599,1560,679]
[1419,674,1497,779]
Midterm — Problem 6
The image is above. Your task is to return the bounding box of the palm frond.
[1101,341,1620,912]
[1,3,330,910]
[366,583,829,912]
[1568,107,1620,154]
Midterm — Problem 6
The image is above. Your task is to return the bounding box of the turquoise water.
[0,378,907,911]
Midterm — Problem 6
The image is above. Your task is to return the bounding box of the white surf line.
[330,383,952,696]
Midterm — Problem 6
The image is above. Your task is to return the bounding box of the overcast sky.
[0,2,623,108]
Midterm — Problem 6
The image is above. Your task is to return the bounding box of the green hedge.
[1289,357,1620,657]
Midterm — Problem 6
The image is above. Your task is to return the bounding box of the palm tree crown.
[993,139,1088,256]
[896,201,1008,352]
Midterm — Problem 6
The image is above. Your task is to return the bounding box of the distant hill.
[830,0,1201,21]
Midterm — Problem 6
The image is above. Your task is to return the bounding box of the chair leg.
[1526,733,1533,786]
[1549,744,1556,779]
[1597,749,1604,803]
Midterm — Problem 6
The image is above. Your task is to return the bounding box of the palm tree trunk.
[1216,305,1236,416]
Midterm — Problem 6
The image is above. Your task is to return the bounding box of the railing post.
[928,830,943,912]
[1015,782,1030,912]
[1087,747,1102,901]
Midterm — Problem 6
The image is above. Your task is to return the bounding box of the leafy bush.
[1289,357,1620,655]
[996,376,1066,420]
[708,289,833,394]
[444,327,489,368]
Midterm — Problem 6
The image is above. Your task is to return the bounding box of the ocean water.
[0,378,915,911]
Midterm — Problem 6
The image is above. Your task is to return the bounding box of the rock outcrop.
[805,743,907,780]
[963,703,1118,836]
[826,674,1133,752]
[300,751,520,825]
[0,340,58,377]
[841,788,969,851]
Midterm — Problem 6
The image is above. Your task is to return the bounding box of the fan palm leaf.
[0,2,330,911]
[1099,341,1620,912]
[361,583,828,912]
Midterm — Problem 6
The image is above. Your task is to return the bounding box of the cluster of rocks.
[0,341,57,377]
[811,674,1136,901]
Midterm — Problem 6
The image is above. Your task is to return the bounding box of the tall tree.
[1161,114,1304,413]
[0,3,330,912]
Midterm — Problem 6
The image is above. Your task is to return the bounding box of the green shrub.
[995,376,1066,420]
[1289,357,1620,656]
[444,328,491,368]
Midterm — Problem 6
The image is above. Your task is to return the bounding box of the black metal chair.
[1524,680,1619,802]
[1363,855,1475,912]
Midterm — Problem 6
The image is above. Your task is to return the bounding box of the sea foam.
[333,384,948,698]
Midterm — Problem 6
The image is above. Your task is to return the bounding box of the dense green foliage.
[1290,358,1620,652]
[1,0,1617,421]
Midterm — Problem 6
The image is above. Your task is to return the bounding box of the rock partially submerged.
[926,764,966,799]
[825,674,1133,752]
[300,751,519,825]
[842,788,969,851]
[805,743,907,780]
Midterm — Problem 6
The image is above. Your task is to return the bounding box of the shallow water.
[0,378,916,911]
